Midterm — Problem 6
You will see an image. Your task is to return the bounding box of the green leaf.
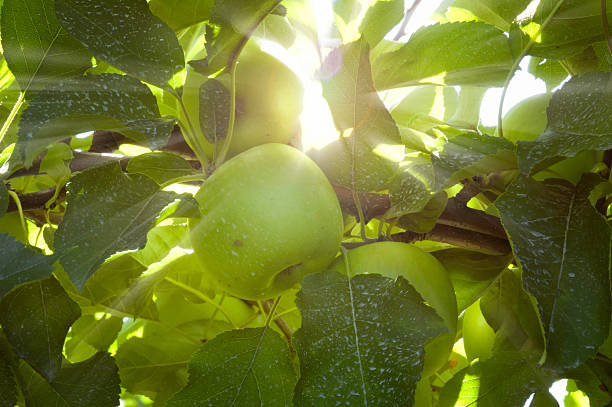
[18,352,120,407]
[0,182,7,217]
[149,0,213,31]
[529,0,612,59]
[293,271,447,406]
[116,323,205,404]
[55,0,184,88]
[130,222,191,266]
[15,73,173,167]
[193,0,281,75]
[358,0,403,47]
[64,314,123,362]
[395,190,449,233]
[433,132,517,190]
[566,360,612,406]
[0,342,17,407]
[0,233,57,299]
[450,0,532,31]
[518,72,612,175]
[528,58,569,92]
[80,254,147,308]
[432,248,510,311]
[439,351,556,407]
[0,0,91,94]
[199,78,231,145]
[0,277,80,381]
[496,174,611,370]
[372,22,513,89]
[480,268,545,352]
[311,39,401,192]
[166,327,296,406]
[530,392,560,407]
[54,162,187,290]
[126,152,197,185]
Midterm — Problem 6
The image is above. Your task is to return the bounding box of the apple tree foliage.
[0,0,612,405]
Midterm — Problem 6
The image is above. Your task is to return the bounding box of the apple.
[181,42,303,160]
[462,299,495,362]
[188,143,344,300]
[500,93,551,143]
[328,241,458,377]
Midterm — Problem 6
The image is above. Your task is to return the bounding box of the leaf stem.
[171,89,210,168]
[163,277,237,328]
[7,190,28,245]
[497,0,567,139]
[214,61,238,168]
[0,92,25,146]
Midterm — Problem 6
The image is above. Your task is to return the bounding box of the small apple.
[328,241,458,377]
[500,93,551,143]
[462,299,495,362]
[188,143,344,300]
[181,42,303,159]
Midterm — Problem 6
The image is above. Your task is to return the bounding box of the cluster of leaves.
[0,0,612,406]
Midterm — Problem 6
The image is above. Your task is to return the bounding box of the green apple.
[329,241,458,377]
[462,299,495,362]
[181,42,303,160]
[500,93,551,143]
[188,143,344,300]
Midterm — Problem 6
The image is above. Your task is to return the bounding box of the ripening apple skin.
[181,43,303,159]
[328,241,458,377]
[462,299,495,362]
[188,143,344,300]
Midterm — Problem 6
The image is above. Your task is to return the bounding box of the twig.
[602,0,612,58]
[261,299,293,350]
[393,0,424,41]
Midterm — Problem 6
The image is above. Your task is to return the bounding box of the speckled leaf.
[55,0,184,88]
[0,183,7,217]
[433,132,517,190]
[372,22,513,89]
[127,152,196,185]
[0,233,57,299]
[15,73,173,167]
[312,39,401,192]
[293,271,447,406]
[432,248,511,311]
[199,78,231,144]
[517,72,612,175]
[450,0,533,30]
[0,277,80,382]
[18,352,120,407]
[386,154,437,219]
[1,0,91,94]
[528,0,612,59]
[54,162,186,290]
[439,351,556,407]
[149,0,213,31]
[166,327,295,406]
[193,0,280,75]
[496,174,611,370]
[396,191,448,233]
[358,0,403,47]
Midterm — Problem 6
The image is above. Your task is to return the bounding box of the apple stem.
[215,61,239,168]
